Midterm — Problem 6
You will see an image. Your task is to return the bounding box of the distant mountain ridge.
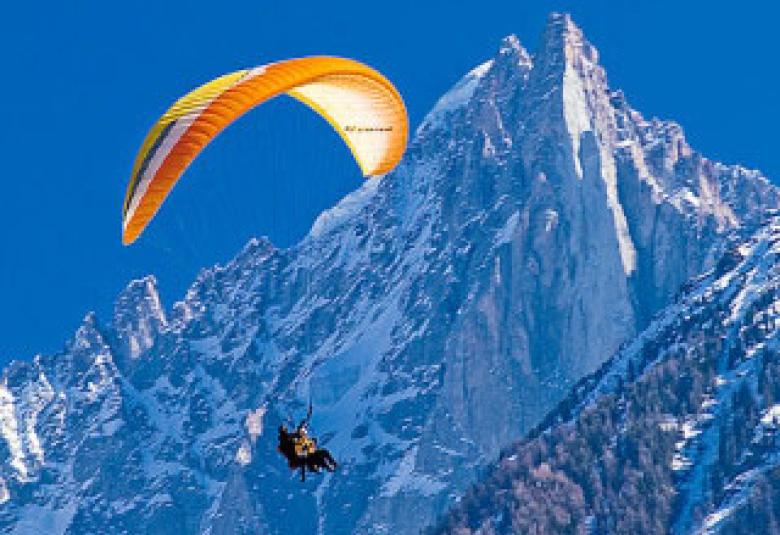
[0,12,776,534]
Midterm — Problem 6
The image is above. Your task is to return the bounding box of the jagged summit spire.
[544,11,586,43]
[534,12,601,76]
[68,311,108,353]
[112,275,167,361]
[497,34,532,66]
[417,33,532,135]
[547,12,576,30]
[113,276,166,326]
[499,34,522,52]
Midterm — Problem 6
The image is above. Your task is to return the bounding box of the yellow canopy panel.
[122,56,408,245]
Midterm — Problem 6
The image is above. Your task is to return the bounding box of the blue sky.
[1,0,778,361]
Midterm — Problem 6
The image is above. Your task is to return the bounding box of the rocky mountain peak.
[111,275,167,363]
[497,34,532,66]
[113,276,165,325]
[436,217,780,534]
[68,312,108,354]
[0,13,778,535]
[535,12,600,75]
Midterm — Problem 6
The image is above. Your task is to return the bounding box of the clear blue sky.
[1,0,777,361]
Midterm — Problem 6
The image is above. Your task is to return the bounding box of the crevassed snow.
[418,60,493,132]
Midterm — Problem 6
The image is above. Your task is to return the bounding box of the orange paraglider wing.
[122,56,408,245]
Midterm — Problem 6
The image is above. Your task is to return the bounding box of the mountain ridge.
[0,12,777,534]
[433,214,780,534]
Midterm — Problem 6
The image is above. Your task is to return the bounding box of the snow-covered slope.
[0,13,777,534]
[435,214,780,534]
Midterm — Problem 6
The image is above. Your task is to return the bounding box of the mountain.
[433,213,780,535]
[0,12,776,534]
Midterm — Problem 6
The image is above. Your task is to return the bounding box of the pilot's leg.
[324,450,337,470]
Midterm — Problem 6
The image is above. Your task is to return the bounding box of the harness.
[293,433,316,457]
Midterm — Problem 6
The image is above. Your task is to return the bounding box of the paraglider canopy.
[122,56,408,245]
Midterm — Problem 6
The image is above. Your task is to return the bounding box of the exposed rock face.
[0,12,776,534]
[435,216,780,535]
